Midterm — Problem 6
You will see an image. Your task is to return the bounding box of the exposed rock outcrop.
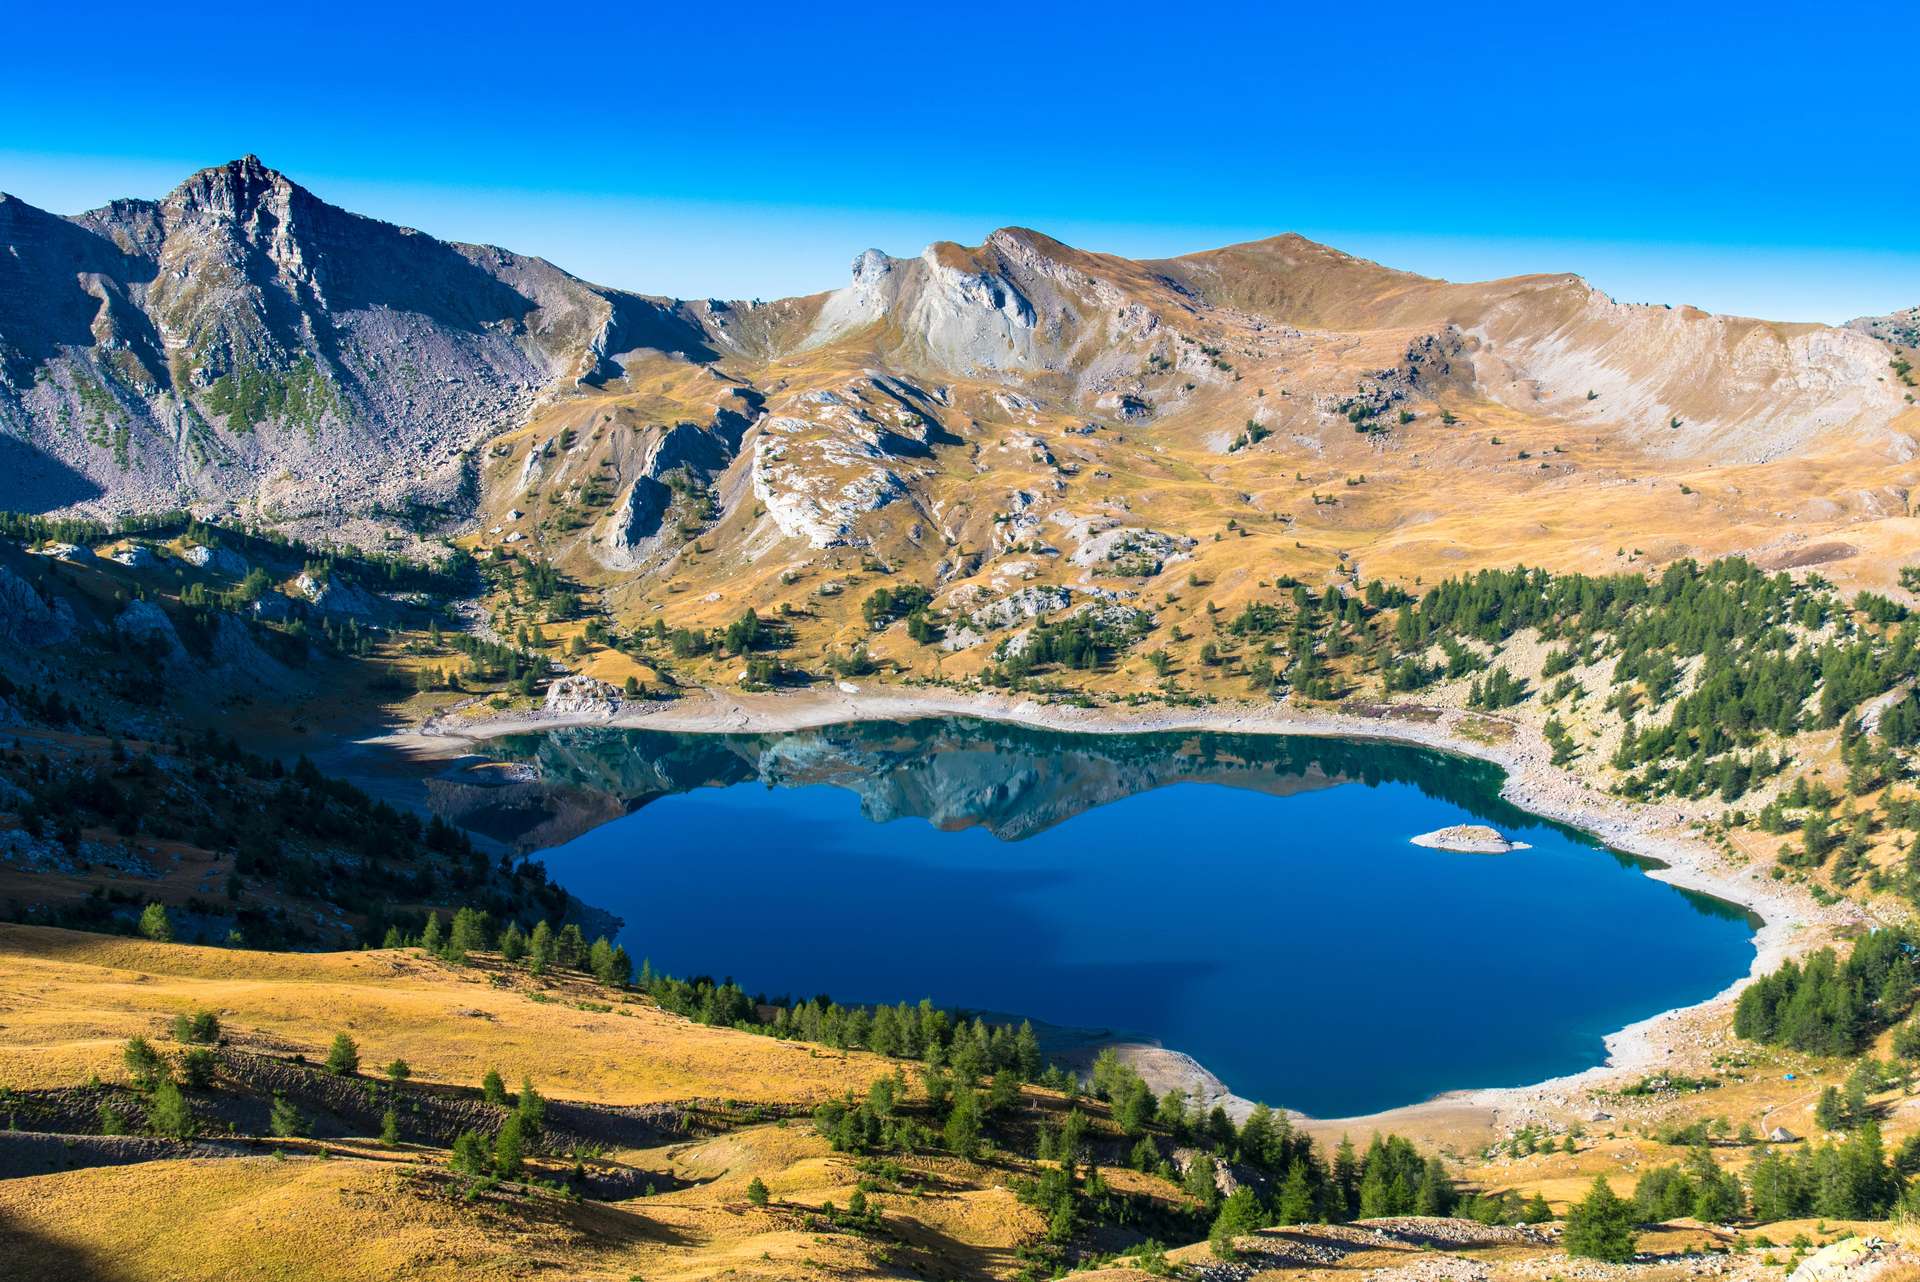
[543,674,622,720]
[602,420,740,569]
[293,570,381,620]
[0,564,76,647]
[1410,824,1530,854]
[112,598,186,663]
[178,542,249,577]
[0,156,713,523]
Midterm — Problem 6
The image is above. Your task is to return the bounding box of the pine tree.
[1815,1085,1848,1132]
[500,922,527,963]
[324,1033,360,1076]
[1745,1148,1806,1223]
[1686,1145,1743,1222]
[528,920,554,973]
[1210,1187,1264,1259]
[180,1048,216,1090]
[138,902,173,942]
[1332,1135,1359,1220]
[123,1035,166,1090]
[1047,1195,1075,1243]
[1239,1103,1276,1168]
[746,1176,770,1207]
[1416,1156,1454,1215]
[171,1011,220,1044]
[493,1112,526,1178]
[1057,1108,1088,1171]
[380,1107,400,1146]
[445,907,490,963]
[516,1077,546,1134]
[450,1129,491,1177]
[419,911,444,954]
[269,1093,308,1138]
[147,1077,194,1139]
[588,936,616,984]
[944,1088,982,1158]
[1276,1158,1316,1224]
[482,1068,507,1105]
[1564,1176,1637,1262]
[1358,1158,1392,1218]
[1013,1020,1042,1079]
[555,923,588,970]
[1183,1152,1221,1213]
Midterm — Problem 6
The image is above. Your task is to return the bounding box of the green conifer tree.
[324,1032,360,1076]
[147,1077,194,1139]
[1210,1187,1264,1259]
[1564,1176,1637,1262]
[269,1094,308,1138]
[138,902,173,942]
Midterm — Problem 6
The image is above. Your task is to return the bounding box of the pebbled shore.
[383,683,1868,1139]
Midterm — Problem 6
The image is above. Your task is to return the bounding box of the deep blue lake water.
[485,719,1756,1117]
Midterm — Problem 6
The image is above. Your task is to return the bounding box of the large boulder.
[1788,1238,1917,1282]
[114,598,187,663]
[543,674,623,720]
[294,571,381,620]
[178,543,250,577]
[0,565,76,647]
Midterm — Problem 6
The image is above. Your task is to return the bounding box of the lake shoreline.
[377,683,1869,1142]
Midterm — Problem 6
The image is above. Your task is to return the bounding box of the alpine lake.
[463,717,1756,1118]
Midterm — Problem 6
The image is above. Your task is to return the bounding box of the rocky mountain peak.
[849,247,893,284]
[0,159,716,522]
[163,154,299,223]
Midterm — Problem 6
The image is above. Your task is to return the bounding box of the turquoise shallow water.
[494,718,1756,1117]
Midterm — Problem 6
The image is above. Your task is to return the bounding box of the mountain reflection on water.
[442,717,1567,850]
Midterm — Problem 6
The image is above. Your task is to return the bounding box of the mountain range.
[3,157,1916,606]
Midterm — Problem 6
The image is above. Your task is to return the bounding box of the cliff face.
[0,156,710,521]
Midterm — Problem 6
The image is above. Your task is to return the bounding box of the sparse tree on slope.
[325,1032,360,1076]
[1564,1176,1637,1262]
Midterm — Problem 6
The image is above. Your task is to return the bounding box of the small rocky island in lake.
[1410,824,1532,854]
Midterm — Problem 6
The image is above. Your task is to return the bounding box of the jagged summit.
[0,159,713,520]
[165,153,287,211]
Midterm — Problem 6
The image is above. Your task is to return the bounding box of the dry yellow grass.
[0,902,1898,1282]
[0,924,1046,1282]
[0,1155,764,1282]
[0,924,890,1105]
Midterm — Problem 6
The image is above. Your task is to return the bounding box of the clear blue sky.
[2,1,1913,322]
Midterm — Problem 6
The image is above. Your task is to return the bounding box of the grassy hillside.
[4,922,1918,1281]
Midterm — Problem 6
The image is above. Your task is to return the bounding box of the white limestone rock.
[1410,824,1531,854]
